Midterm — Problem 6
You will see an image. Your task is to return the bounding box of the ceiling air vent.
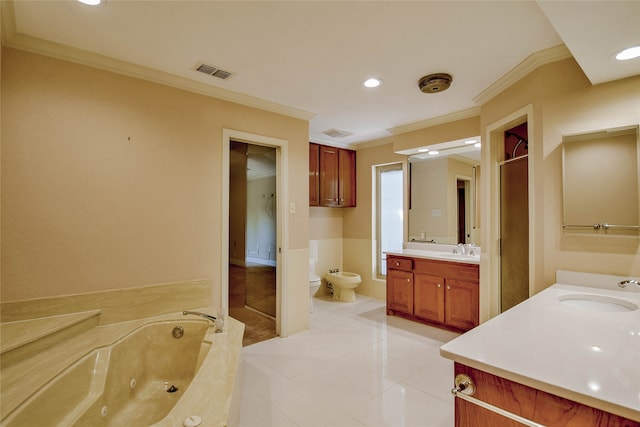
[195,63,233,80]
[322,128,354,138]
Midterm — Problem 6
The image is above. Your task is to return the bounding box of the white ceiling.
[3,1,639,147]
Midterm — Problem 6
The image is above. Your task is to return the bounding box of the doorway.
[457,179,469,244]
[229,141,277,346]
[499,124,529,312]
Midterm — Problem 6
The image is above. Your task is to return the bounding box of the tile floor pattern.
[231,295,460,427]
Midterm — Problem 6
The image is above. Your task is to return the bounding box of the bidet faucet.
[183,310,217,324]
[618,279,640,289]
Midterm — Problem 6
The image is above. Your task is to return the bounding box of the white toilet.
[309,259,321,312]
[324,271,361,303]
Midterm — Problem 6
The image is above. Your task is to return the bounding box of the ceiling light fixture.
[418,73,452,93]
[615,46,640,61]
[464,139,477,145]
[364,78,382,88]
[417,148,429,153]
[78,0,102,5]
[428,150,439,155]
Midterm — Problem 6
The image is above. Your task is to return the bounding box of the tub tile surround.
[0,310,100,369]
[1,310,244,427]
[0,278,211,324]
[440,270,640,422]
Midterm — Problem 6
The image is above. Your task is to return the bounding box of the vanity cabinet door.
[414,273,445,323]
[445,279,479,330]
[319,145,340,206]
[387,269,414,315]
[338,148,356,207]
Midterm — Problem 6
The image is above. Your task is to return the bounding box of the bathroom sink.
[558,294,638,312]
[324,271,362,287]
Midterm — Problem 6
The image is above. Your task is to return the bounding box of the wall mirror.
[403,137,481,246]
[562,125,640,235]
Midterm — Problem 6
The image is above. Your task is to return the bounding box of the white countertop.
[386,248,480,265]
[440,279,640,421]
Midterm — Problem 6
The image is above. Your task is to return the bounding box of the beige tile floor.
[231,294,460,427]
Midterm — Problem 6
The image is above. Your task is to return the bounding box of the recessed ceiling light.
[364,78,382,88]
[78,0,102,5]
[464,139,477,145]
[615,46,640,61]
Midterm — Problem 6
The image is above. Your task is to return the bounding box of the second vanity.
[441,270,640,426]
[386,244,480,332]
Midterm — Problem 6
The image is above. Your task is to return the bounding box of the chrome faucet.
[618,279,640,289]
[183,310,217,324]
[465,243,476,256]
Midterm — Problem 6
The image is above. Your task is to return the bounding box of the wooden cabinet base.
[454,363,640,427]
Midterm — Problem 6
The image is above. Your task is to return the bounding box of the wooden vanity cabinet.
[387,255,479,332]
[453,363,640,427]
[309,143,356,207]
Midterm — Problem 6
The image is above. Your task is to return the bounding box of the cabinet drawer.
[414,258,479,281]
[387,256,413,272]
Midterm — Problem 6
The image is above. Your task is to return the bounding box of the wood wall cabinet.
[453,363,639,427]
[309,143,320,206]
[387,255,479,332]
[309,143,356,207]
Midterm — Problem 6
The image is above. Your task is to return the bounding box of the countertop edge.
[385,249,480,265]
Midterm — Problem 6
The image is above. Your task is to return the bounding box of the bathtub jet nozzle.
[182,310,217,324]
[167,385,179,393]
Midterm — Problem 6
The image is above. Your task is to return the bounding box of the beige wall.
[1,48,309,317]
[334,57,640,306]
[480,58,640,298]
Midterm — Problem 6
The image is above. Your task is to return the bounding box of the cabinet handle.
[406,278,410,282]
[395,262,400,266]
[437,284,441,288]
[447,285,451,290]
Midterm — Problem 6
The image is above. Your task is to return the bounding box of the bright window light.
[615,46,640,61]
[364,78,382,88]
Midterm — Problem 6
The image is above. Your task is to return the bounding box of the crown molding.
[353,137,395,151]
[473,44,572,105]
[387,106,481,136]
[1,2,315,122]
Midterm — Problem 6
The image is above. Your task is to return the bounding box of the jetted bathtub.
[2,320,212,426]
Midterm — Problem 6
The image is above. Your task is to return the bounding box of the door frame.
[482,104,536,322]
[221,129,289,336]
